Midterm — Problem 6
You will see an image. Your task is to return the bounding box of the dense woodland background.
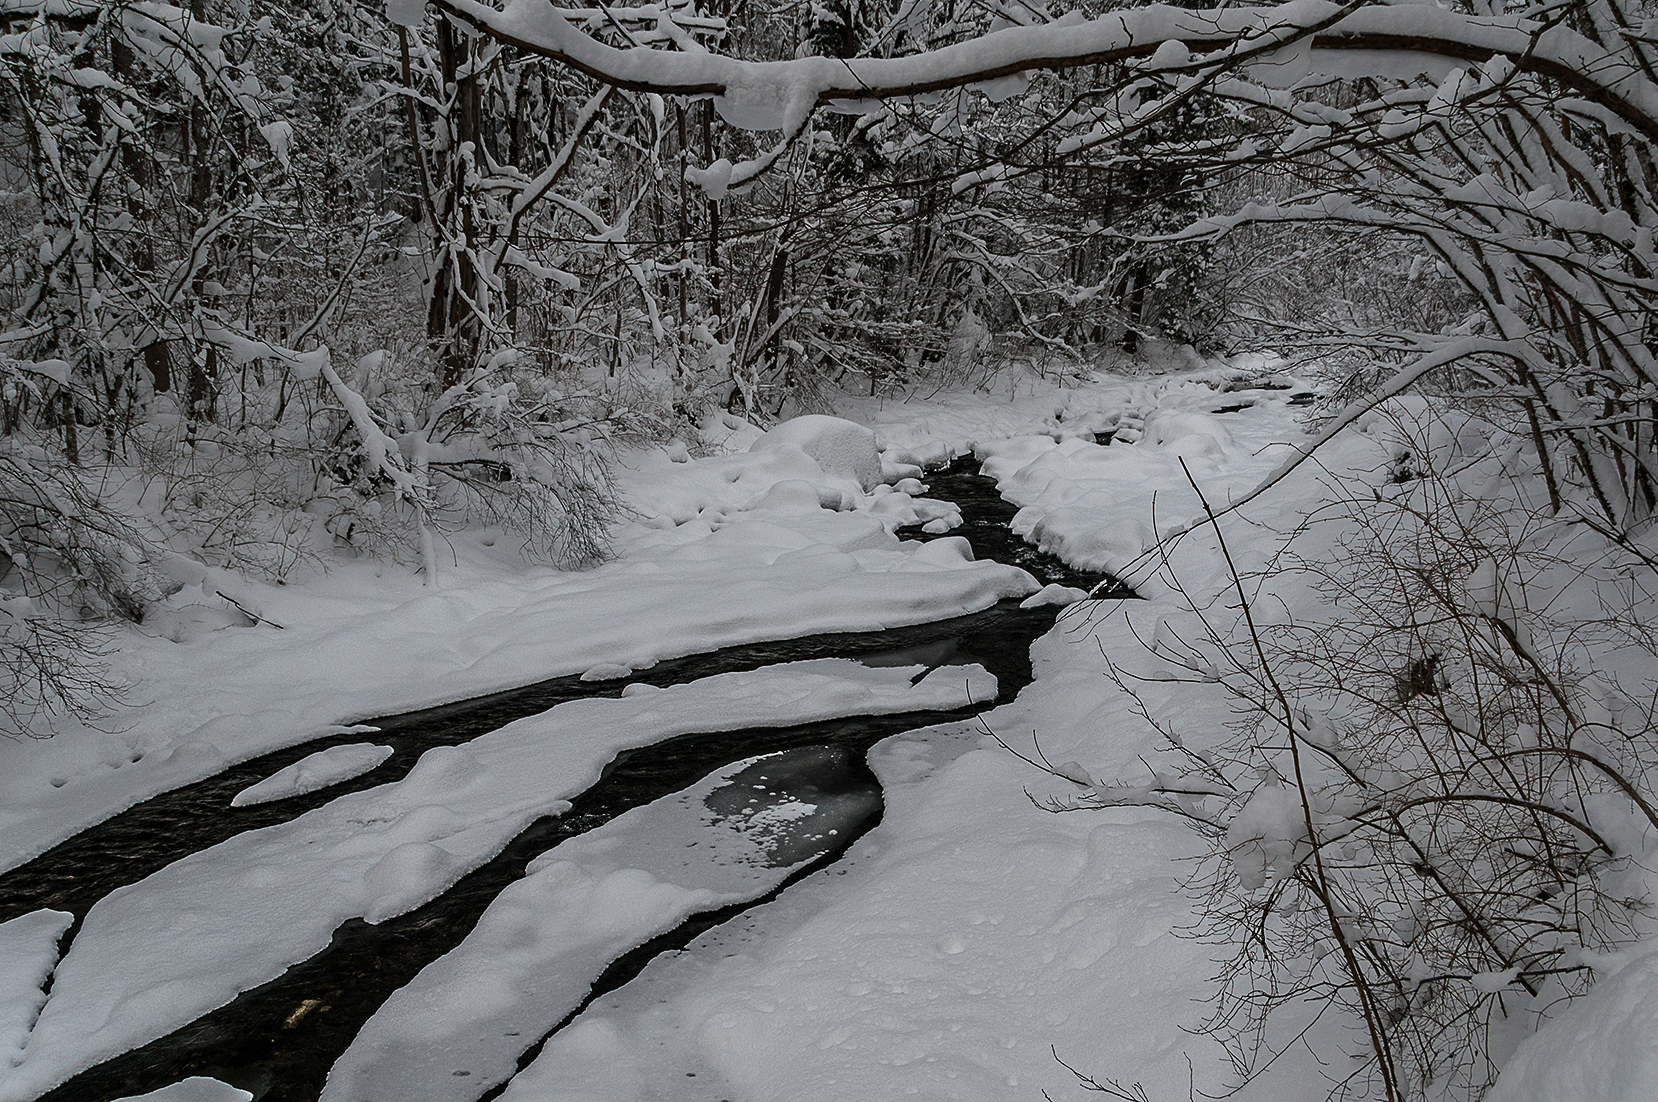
[0,0,1492,589]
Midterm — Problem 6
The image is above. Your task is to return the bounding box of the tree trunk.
[429,19,486,389]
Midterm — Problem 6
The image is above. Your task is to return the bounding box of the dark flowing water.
[0,603,1054,927]
[899,455,1131,594]
[17,459,1131,1102]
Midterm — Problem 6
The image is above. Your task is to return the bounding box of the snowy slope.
[1486,950,1658,1102]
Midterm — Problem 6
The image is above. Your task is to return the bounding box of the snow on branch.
[432,0,1658,142]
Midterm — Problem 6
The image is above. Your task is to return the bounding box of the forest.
[2,2,1657,1101]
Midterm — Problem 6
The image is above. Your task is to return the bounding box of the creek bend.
[20,458,1129,1102]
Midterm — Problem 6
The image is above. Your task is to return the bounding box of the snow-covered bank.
[842,359,1313,591]
[0,911,70,1074]
[0,423,1035,874]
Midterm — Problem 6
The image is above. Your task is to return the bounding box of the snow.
[385,0,425,28]
[301,368,1361,1102]
[111,1080,251,1102]
[1487,949,1658,1102]
[0,360,1330,1102]
[10,360,1651,1102]
[1223,783,1308,891]
[322,746,880,1102]
[433,369,1439,1102]
[1018,582,1090,608]
[748,414,884,492]
[462,0,1582,124]
[963,384,1305,590]
[684,157,734,201]
[0,910,71,1073]
[0,429,1035,874]
[495,640,1223,1102]
[257,119,293,169]
[229,743,394,807]
[2,660,994,1100]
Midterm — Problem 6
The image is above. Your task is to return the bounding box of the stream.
[8,457,1129,1102]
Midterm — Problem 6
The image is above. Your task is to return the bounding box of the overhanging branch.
[429,0,1658,145]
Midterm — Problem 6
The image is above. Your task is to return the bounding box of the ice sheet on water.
[321,745,882,1102]
[699,747,880,869]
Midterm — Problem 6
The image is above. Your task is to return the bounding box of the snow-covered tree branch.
[435,0,1658,529]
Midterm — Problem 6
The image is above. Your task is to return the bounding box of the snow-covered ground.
[5,661,996,1101]
[4,360,1655,1102]
[491,636,1223,1102]
[0,424,1033,873]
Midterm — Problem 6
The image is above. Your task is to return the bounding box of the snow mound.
[362,840,469,924]
[1139,409,1232,455]
[230,743,393,807]
[1019,583,1090,609]
[698,411,763,455]
[882,438,954,472]
[750,415,882,492]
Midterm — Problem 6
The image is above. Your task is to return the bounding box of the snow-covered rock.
[750,416,883,492]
